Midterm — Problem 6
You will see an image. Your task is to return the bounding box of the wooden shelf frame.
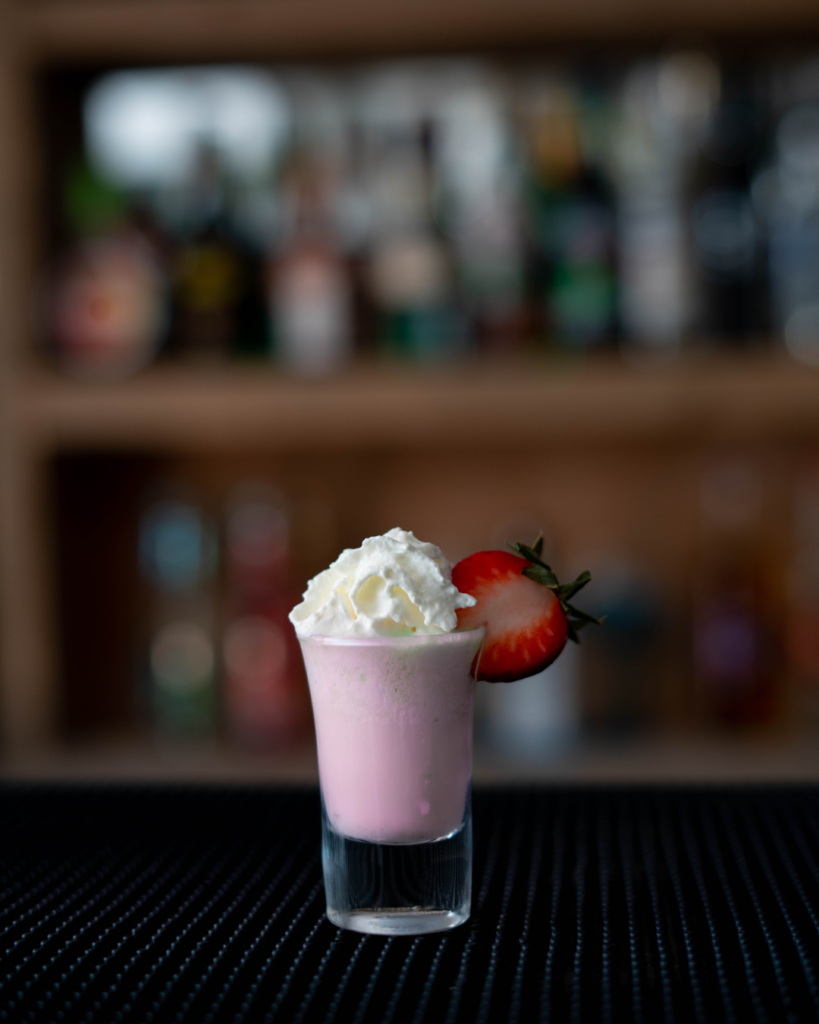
[3,0,819,752]
[0,0,58,752]
[19,0,819,63]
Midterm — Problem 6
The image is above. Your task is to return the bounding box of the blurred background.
[3,0,819,781]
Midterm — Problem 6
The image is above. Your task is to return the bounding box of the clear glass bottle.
[268,150,353,375]
[366,118,460,362]
[614,52,719,356]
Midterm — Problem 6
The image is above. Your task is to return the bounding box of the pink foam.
[300,629,484,843]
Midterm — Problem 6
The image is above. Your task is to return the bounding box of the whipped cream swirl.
[289,528,476,638]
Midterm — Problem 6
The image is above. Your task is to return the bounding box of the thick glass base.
[321,797,472,936]
[326,908,468,936]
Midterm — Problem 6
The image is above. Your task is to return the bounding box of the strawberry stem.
[509,534,605,644]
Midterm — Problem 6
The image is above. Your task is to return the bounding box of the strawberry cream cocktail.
[290,528,599,935]
[300,630,483,845]
[290,529,480,934]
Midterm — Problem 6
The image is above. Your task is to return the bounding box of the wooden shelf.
[19,0,819,64]
[13,354,819,454]
[5,735,819,784]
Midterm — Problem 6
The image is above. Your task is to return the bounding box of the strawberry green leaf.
[522,564,560,588]
[511,537,602,644]
[556,571,591,601]
[566,605,606,626]
[513,542,547,567]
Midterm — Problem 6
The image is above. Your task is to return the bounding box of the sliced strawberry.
[453,551,567,682]
[452,535,602,683]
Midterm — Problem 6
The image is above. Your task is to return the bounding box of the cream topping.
[289,528,475,638]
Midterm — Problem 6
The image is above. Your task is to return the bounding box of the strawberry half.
[452,535,602,683]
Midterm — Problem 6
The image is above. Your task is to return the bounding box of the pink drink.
[300,629,484,844]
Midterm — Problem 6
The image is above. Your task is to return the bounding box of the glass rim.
[297,627,485,648]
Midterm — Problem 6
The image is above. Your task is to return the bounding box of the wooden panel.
[14,355,819,454]
[21,0,819,63]
[0,2,58,749]
[52,454,163,738]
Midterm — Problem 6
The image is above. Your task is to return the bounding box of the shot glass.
[299,628,484,936]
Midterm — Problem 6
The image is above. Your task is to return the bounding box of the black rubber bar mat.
[1,784,819,1023]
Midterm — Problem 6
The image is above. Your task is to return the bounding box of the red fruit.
[452,550,569,683]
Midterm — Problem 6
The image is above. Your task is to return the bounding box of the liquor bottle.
[366,119,461,361]
[223,484,309,748]
[691,459,778,727]
[756,100,819,366]
[786,464,819,728]
[170,143,267,363]
[138,489,219,741]
[436,76,527,354]
[688,66,767,344]
[575,556,662,737]
[48,161,168,379]
[525,80,618,352]
[614,52,719,355]
[268,151,353,375]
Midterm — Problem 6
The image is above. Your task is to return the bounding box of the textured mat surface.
[1,784,819,1022]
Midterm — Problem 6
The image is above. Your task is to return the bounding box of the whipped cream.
[289,528,476,638]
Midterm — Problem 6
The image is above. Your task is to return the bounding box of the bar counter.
[1,783,818,1022]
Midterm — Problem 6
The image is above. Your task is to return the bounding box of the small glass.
[299,628,484,936]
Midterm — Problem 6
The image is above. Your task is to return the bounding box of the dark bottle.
[692,459,779,727]
[525,81,618,353]
[580,558,663,737]
[170,143,267,363]
[688,67,768,344]
[786,465,819,730]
